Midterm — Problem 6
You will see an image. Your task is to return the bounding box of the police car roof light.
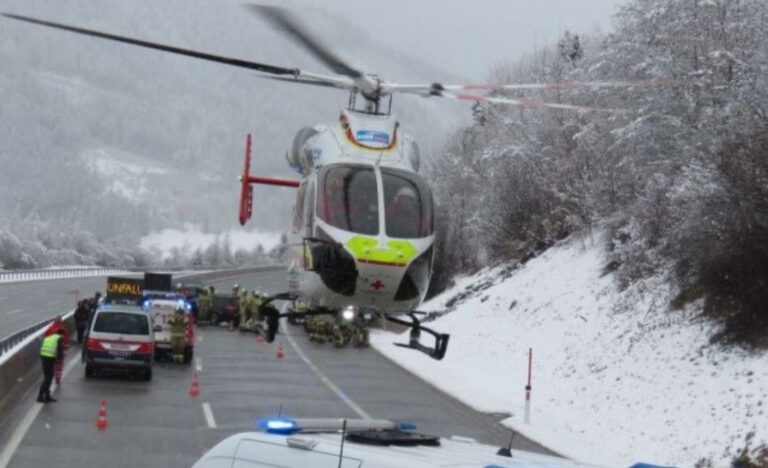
[396,421,418,431]
[257,419,298,435]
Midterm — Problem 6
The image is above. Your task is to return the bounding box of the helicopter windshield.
[318,166,379,235]
[382,168,433,239]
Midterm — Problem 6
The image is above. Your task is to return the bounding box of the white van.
[84,305,154,381]
[143,294,195,363]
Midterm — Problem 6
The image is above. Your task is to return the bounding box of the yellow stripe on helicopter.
[346,237,418,267]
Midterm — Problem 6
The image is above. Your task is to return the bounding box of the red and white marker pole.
[524,347,532,424]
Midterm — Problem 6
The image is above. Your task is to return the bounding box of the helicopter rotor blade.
[248,4,379,97]
[1,12,299,76]
[259,74,354,90]
[249,4,362,79]
[438,91,627,113]
[386,79,670,96]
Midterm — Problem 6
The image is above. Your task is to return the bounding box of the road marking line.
[6,309,22,315]
[202,402,217,429]
[195,358,202,372]
[283,324,371,419]
[0,354,79,468]
[45,300,58,306]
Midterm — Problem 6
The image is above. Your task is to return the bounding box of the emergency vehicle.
[141,291,195,363]
[192,418,621,468]
[84,304,154,381]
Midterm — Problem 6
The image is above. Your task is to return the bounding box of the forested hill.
[430,0,768,349]
[0,0,463,268]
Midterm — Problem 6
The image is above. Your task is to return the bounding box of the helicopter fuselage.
[285,109,435,315]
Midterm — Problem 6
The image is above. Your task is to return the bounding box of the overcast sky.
[291,0,624,81]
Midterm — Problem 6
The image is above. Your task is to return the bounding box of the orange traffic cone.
[95,400,108,430]
[188,372,200,398]
[256,333,265,343]
[276,343,285,360]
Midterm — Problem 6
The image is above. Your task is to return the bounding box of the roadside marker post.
[524,348,532,424]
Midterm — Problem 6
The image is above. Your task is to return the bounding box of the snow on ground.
[139,224,282,260]
[371,233,768,468]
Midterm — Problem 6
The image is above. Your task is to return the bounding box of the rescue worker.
[238,290,250,331]
[43,316,69,385]
[168,307,189,363]
[198,288,211,323]
[74,299,90,344]
[386,186,421,238]
[231,285,240,329]
[247,290,262,330]
[38,329,64,403]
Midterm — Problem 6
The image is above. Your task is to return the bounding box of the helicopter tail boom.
[238,133,300,226]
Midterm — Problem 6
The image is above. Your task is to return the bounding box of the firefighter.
[241,290,259,331]
[38,329,64,403]
[238,290,250,331]
[198,288,211,323]
[231,285,240,329]
[168,307,189,363]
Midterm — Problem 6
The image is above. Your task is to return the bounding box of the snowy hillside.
[372,234,768,467]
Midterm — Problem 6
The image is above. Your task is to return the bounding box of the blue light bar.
[396,421,418,431]
[257,419,298,435]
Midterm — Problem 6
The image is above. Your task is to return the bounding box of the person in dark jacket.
[74,300,90,344]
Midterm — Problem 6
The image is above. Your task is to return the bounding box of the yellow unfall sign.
[106,276,144,300]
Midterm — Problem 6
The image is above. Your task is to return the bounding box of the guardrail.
[0,264,286,284]
[0,264,285,360]
[0,267,128,283]
[0,310,76,424]
[0,311,75,362]
[0,265,286,431]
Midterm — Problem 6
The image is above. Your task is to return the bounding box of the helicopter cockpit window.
[382,168,433,239]
[317,166,379,235]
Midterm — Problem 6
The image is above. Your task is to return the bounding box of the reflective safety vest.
[169,315,188,338]
[40,334,61,358]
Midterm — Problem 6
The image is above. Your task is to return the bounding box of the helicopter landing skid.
[259,294,449,360]
[386,313,449,361]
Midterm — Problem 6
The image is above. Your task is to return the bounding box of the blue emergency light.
[257,419,298,434]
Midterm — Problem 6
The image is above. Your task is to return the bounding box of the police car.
[192,418,614,468]
[84,304,154,380]
[141,291,195,363]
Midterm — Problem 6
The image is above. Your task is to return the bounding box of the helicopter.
[2,6,641,360]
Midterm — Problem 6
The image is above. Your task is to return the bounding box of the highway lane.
[0,277,107,336]
[1,268,554,467]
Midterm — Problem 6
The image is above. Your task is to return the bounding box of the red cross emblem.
[371,280,385,291]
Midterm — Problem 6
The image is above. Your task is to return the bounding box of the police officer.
[74,299,90,344]
[38,329,64,403]
[87,292,102,325]
[168,307,189,363]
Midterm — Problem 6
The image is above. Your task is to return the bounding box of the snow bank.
[139,225,282,260]
[372,233,768,467]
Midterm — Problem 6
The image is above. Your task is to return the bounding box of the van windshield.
[93,312,149,335]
